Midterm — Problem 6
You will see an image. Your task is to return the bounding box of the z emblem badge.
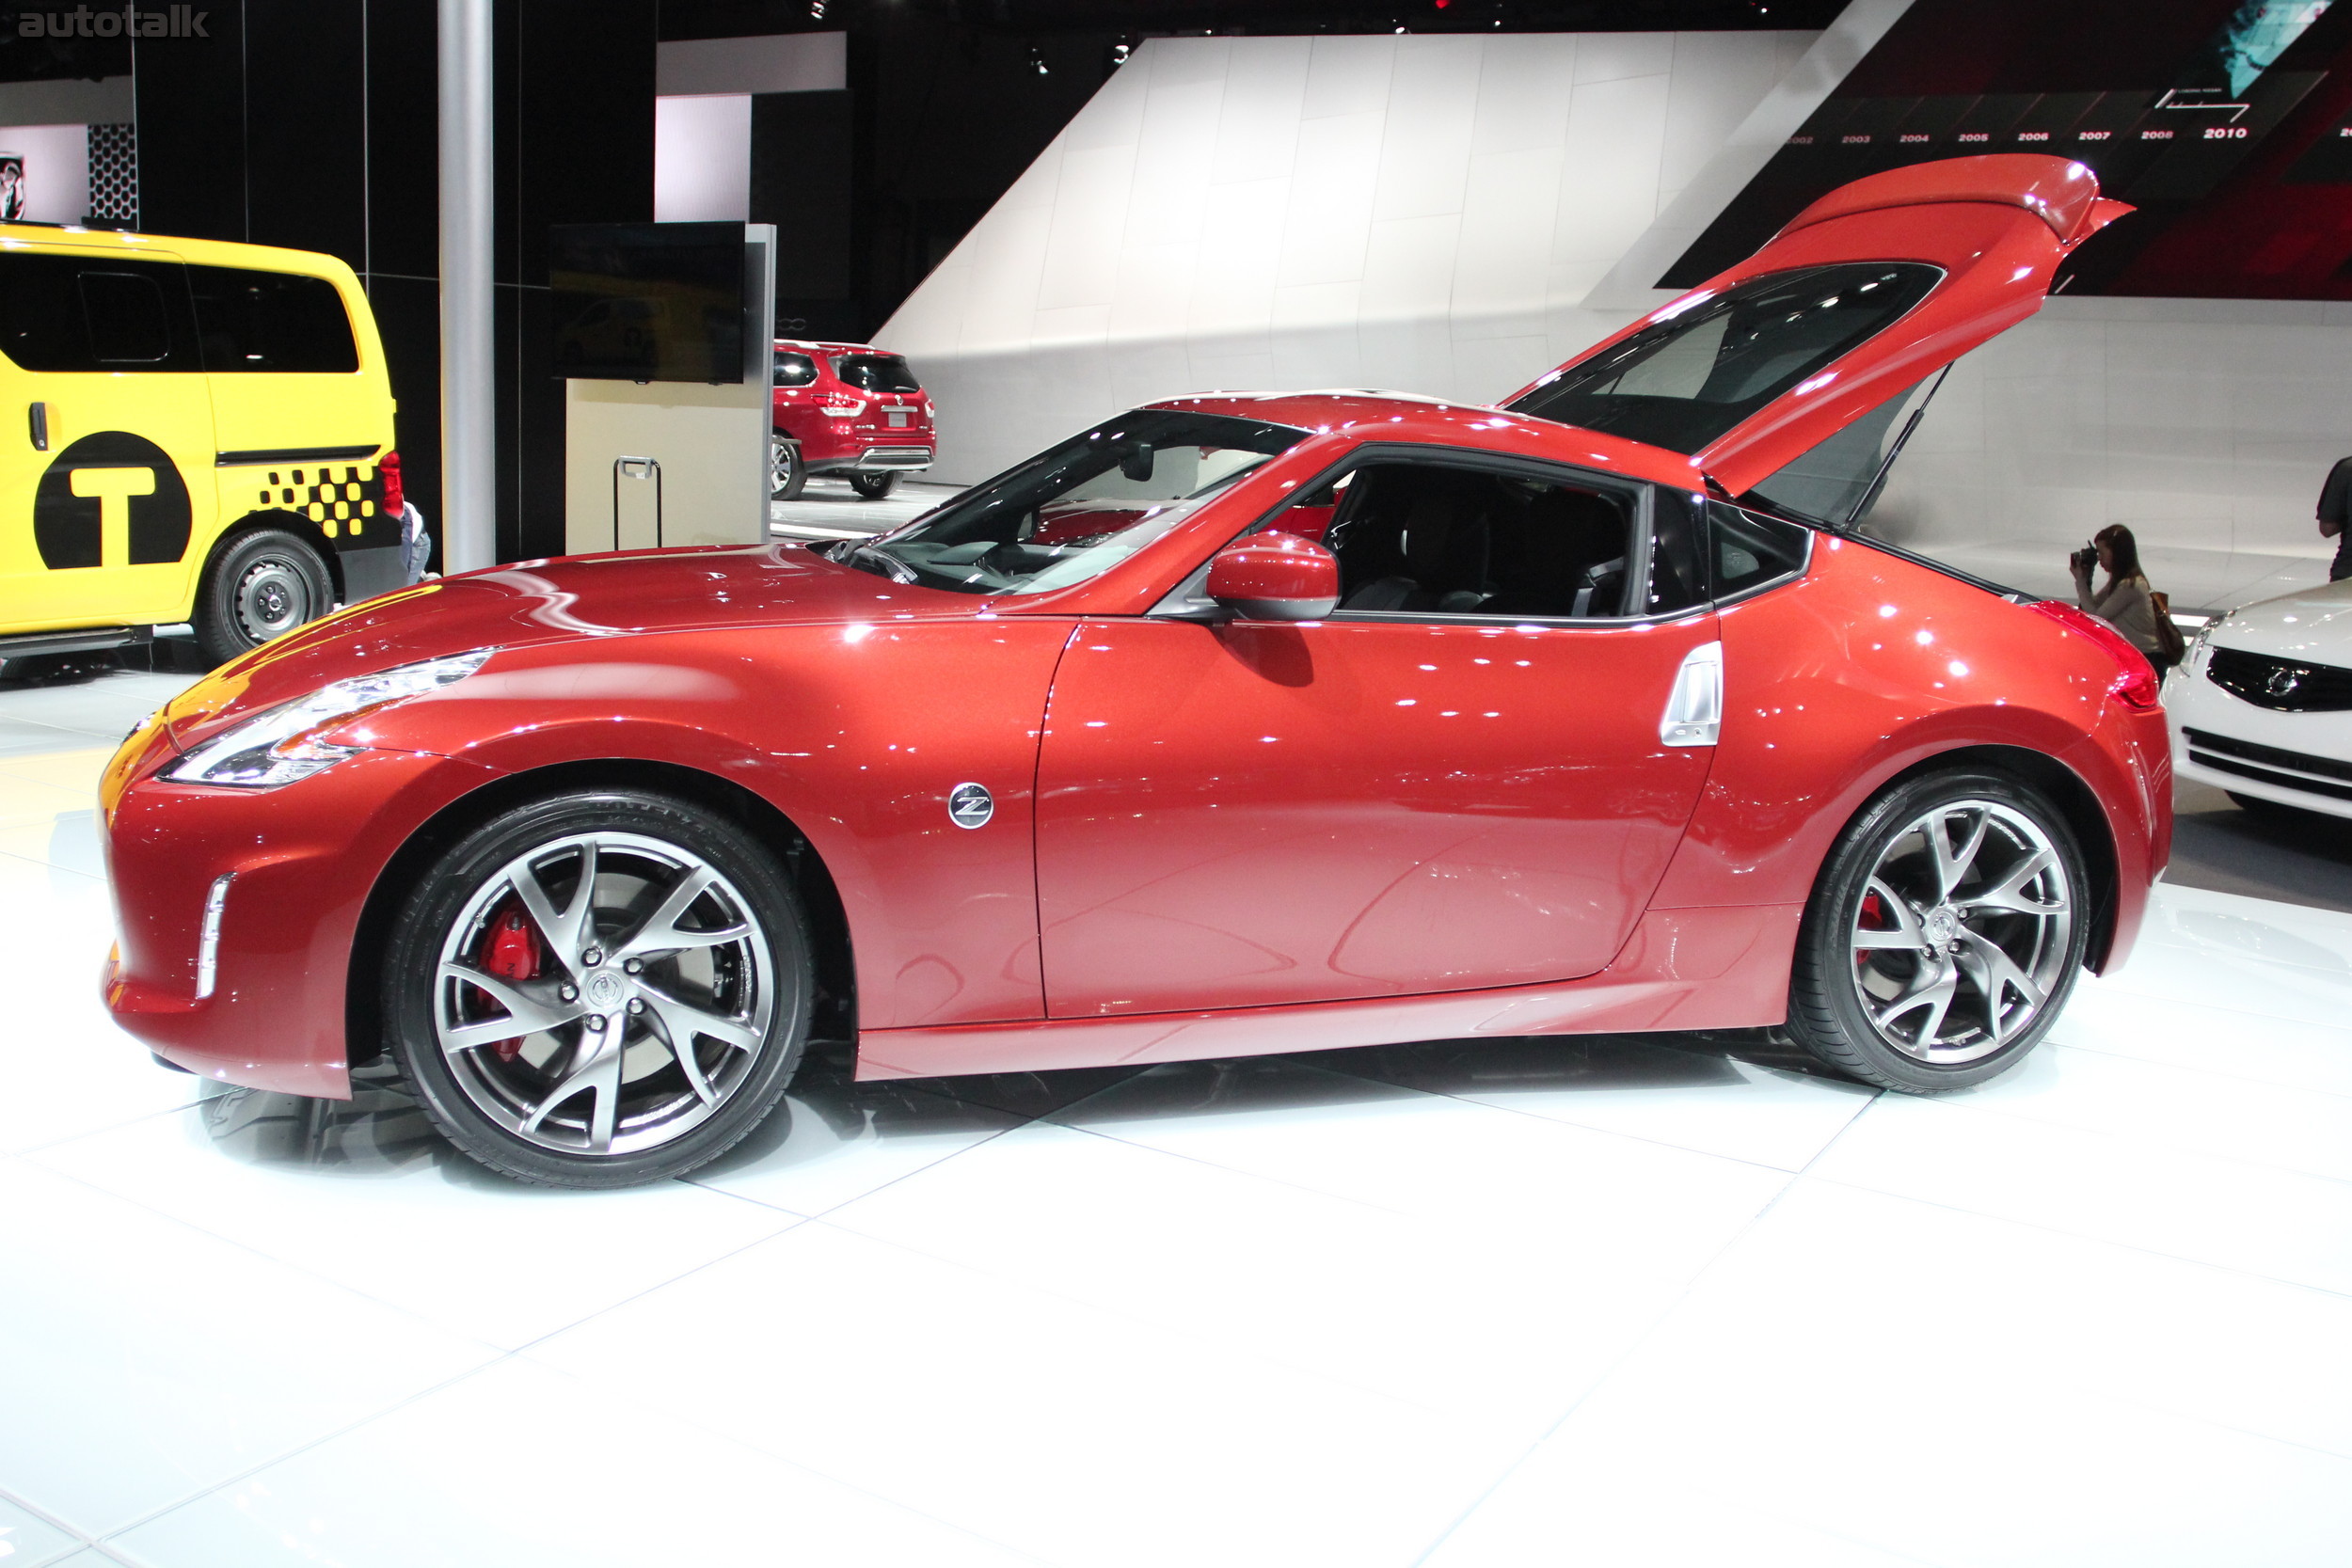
[947,782,994,830]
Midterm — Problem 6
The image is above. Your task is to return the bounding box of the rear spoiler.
[1776,153,2131,248]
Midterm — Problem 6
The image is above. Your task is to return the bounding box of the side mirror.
[1119,443,1154,483]
[1206,531,1339,622]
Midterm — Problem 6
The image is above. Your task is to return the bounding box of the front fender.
[342,622,1074,1028]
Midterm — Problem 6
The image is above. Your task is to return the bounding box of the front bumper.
[2166,657,2352,821]
[101,739,497,1098]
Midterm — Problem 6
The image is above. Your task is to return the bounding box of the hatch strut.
[1836,364,1952,534]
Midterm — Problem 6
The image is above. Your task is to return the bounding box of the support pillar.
[437,0,496,572]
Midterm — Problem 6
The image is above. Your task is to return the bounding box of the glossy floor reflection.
[5,668,2352,1566]
[770,476,957,541]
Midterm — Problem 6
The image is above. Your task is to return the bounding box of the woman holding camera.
[2071,523,2179,672]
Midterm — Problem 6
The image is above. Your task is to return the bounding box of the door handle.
[27,401,47,451]
[1661,641,1724,747]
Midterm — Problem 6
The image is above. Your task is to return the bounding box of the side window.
[1323,461,1640,620]
[79,272,172,363]
[0,253,199,372]
[1705,500,1811,597]
[186,264,359,372]
[1744,376,1936,529]
[773,350,817,387]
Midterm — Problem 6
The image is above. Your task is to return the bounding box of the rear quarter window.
[1706,500,1812,597]
[774,350,818,387]
[186,264,359,373]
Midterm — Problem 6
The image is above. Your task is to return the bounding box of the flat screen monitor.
[549,222,748,383]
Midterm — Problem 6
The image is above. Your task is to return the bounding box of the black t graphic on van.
[35,432,192,569]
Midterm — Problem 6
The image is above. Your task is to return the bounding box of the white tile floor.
[5,668,2351,1566]
[770,476,958,541]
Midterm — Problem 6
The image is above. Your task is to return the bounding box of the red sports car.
[100,156,2169,1187]
[769,339,935,501]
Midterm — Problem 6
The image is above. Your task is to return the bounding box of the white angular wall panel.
[882,30,1818,480]
[1868,300,2352,611]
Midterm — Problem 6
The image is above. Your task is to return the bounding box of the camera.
[2071,544,2099,574]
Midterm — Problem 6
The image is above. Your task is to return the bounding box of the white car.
[2169,578,2352,820]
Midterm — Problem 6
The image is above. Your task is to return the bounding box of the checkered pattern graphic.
[87,123,136,226]
[246,463,387,543]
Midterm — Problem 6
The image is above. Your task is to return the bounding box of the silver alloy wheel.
[1848,800,2074,1065]
[432,831,776,1157]
[232,553,316,643]
[770,433,797,496]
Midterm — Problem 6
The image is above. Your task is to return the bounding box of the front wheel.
[194,528,333,664]
[1786,770,2088,1092]
[848,470,898,500]
[383,791,814,1187]
[770,434,805,501]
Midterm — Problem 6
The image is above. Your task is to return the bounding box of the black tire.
[194,527,334,665]
[849,470,898,500]
[1786,769,2089,1093]
[383,790,814,1187]
[770,433,806,501]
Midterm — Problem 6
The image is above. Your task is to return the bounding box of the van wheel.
[1785,770,2087,1093]
[770,434,805,501]
[849,471,898,500]
[195,529,334,664]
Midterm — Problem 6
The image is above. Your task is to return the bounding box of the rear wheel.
[383,790,813,1187]
[770,434,805,501]
[849,470,898,500]
[1786,770,2087,1092]
[194,528,333,664]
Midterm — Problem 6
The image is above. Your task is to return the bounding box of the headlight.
[2187,611,2226,667]
[166,650,491,788]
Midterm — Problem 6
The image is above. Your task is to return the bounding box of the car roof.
[0,220,357,280]
[1138,389,1699,488]
[773,340,905,356]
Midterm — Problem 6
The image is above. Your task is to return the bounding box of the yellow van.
[0,223,404,666]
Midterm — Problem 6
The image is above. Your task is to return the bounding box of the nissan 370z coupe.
[100,156,2170,1186]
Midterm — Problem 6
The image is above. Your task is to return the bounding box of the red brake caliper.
[1858,891,1885,970]
[479,899,543,1062]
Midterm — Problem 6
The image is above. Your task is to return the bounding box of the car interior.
[1307,462,1645,619]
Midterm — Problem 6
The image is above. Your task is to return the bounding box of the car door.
[0,245,215,634]
[1502,153,2130,501]
[1033,450,1720,1020]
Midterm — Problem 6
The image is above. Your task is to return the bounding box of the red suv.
[771,341,936,501]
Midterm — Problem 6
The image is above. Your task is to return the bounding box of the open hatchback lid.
[1504,154,2129,506]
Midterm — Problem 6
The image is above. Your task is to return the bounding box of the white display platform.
[8,671,2350,1566]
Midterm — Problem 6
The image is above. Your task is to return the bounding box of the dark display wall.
[133,0,657,566]
[1668,0,2352,299]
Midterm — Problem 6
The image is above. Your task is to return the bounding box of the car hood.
[159,542,975,749]
[2204,577,2352,662]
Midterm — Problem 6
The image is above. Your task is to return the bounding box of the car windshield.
[1505,262,1943,454]
[834,353,920,393]
[830,410,1309,596]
